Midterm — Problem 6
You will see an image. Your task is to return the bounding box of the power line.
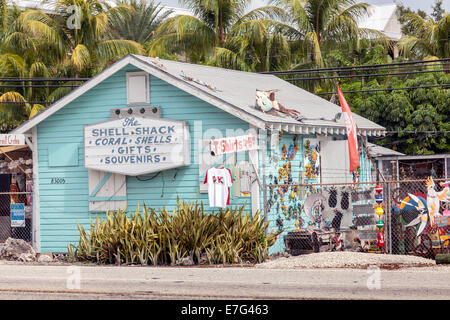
[315,83,450,95]
[0,85,80,88]
[275,63,450,79]
[0,101,53,104]
[284,68,448,81]
[286,62,450,75]
[0,78,89,82]
[384,130,450,134]
[260,58,450,75]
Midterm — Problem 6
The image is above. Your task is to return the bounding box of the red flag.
[337,84,360,173]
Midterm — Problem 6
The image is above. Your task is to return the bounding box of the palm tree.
[108,0,173,44]
[149,0,288,70]
[0,0,7,36]
[52,0,145,77]
[209,18,292,72]
[0,1,145,129]
[398,11,449,60]
[270,0,390,69]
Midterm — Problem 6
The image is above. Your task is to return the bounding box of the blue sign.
[10,203,25,227]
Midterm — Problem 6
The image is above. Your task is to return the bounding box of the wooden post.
[356,128,386,182]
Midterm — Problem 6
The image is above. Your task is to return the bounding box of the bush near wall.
[68,199,278,265]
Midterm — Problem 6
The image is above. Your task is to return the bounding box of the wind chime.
[374,184,385,253]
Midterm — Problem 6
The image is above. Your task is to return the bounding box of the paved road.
[0,262,449,300]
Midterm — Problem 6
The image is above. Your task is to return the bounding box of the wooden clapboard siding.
[36,64,250,253]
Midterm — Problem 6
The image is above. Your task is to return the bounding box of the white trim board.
[31,126,40,252]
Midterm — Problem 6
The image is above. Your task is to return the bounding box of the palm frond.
[208,46,252,71]
[71,44,91,73]
[95,39,144,63]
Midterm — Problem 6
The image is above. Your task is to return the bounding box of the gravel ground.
[256,252,437,269]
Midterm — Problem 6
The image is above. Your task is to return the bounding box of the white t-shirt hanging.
[239,161,255,194]
[204,167,233,208]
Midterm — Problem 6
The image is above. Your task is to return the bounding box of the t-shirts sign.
[204,168,233,208]
[10,203,25,227]
[84,116,190,175]
[210,135,257,156]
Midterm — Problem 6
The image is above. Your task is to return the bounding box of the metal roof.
[366,142,404,158]
[137,56,386,136]
[11,54,386,136]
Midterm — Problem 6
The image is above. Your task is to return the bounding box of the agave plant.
[68,199,280,265]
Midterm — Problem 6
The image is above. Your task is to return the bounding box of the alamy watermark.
[66,5,82,30]
[66,266,81,290]
[366,266,381,290]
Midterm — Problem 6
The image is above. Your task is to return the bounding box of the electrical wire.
[0,101,53,104]
[284,68,448,82]
[260,58,450,75]
[315,83,450,95]
[277,63,450,79]
[0,84,80,88]
[0,77,89,82]
[384,130,450,134]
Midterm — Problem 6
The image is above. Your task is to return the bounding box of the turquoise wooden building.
[10,55,386,253]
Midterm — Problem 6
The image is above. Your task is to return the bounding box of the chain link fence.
[387,178,450,258]
[282,177,450,258]
[0,192,33,243]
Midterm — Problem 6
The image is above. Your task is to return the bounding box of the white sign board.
[0,134,25,146]
[210,134,258,156]
[84,116,190,176]
[11,203,25,227]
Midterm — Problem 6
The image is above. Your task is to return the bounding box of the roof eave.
[266,122,385,137]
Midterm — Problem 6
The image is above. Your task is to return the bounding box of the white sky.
[161,0,449,14]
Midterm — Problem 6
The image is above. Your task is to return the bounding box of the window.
[126,71,149,105]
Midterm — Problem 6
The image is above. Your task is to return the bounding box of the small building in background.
[358,3,403,58]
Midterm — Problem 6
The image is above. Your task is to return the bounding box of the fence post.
[386,182,392,254]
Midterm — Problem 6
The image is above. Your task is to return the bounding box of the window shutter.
[88,169,126,212]
[126,71,149,105]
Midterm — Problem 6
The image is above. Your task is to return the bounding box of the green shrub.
[68,199,279,265]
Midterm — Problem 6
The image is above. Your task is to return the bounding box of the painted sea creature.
[403,193,428,236]
[426,177,449,225]
[302,193,326,224]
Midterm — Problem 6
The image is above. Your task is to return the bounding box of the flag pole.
[334,81,385,182]
[356,126,386,182]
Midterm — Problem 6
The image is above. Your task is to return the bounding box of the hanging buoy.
[375,207,384,216]
[376,220,384,230]
[377,231,385,248]
[375,194,383,204]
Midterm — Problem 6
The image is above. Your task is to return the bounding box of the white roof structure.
[9,0,56,13]
[358,4,403,41]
